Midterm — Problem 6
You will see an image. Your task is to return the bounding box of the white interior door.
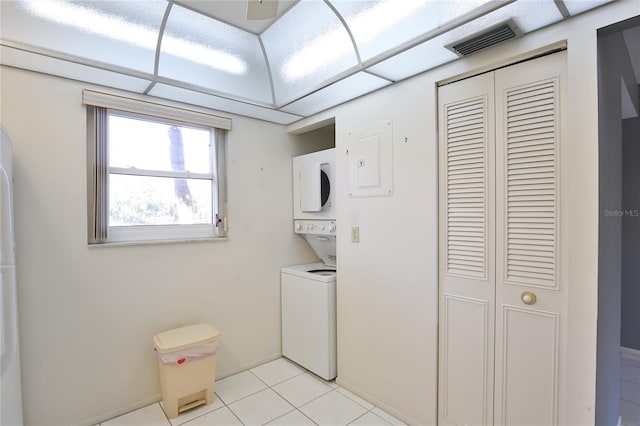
[438,72,495,426]
[438,51,567,426]
[494,51,567,426]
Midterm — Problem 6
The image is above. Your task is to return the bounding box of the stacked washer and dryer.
[281,148,337,380]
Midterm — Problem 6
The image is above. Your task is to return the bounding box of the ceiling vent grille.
[447,21,519,57]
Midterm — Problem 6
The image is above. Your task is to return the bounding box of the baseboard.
[621,346,640,361]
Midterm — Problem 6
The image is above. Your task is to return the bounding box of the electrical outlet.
[351,226,360,243]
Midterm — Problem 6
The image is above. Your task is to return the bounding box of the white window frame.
[84,90,229,244]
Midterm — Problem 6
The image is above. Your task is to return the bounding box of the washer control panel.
[294,220,336,235]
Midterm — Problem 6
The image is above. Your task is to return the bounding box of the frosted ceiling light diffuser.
[262,1,358,104]
[563,0,612,15]
[282,27,347,82]
[159,40,245,76]
[19,0,159,51]
[157,4,273,103]
[161,36,247,75]
[332,0,490,62]
[5,0,166,73]
[347,0,425,40]
[162,5,252,76]
[19,0,247,75]
[279,0,423,81]
[274,3,353,83]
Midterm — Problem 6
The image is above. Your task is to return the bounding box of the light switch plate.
[351,226,360,243]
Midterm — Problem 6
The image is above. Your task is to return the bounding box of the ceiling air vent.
[447,21,520,57]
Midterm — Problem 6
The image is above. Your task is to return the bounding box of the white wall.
[335,80,438,425]
[290,3,640,425]
[3,3,639,425]
[0,66,330,426]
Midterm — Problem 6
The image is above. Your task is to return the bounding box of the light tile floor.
[99,358,407,426]
[622,354,640,426]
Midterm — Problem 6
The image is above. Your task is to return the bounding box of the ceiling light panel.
[330,0,491,63]
[563,0,613,16]
[1,0,166,74]
[261,1,359,105]
[158,4,272,105]
[280,72,390,117]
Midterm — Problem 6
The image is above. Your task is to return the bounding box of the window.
[85,90,229,244]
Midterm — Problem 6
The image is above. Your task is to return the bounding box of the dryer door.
[299,163,324,212]
[293,148,335,220]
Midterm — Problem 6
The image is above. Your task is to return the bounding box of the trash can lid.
[153,324,220,353]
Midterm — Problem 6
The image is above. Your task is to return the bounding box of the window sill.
[88,236,229,248]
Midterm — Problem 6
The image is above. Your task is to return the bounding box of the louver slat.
[446,97,487,278]
[505,80,558,287]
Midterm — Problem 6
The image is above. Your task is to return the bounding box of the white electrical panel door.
[347,121,393,197]
[438,51,567,426]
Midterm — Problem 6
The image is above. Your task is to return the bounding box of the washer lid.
[307,268,336,276]
[303,234,336,266]
[281,263,336,282]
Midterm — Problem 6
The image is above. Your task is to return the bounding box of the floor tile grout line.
[227,404,247,426]
[297,408,321,426]
[335,387,377,411]
[217,377,270,406]
[192,379,389,426]
[215,369,324,425]
[101,358,409,426]
[297,386,340,410]
[346,408,393,426]
[219,374,297,426]
[261,406,296,425]
[249,363,307,388]
[249,367,274,388]
[269,377,336,410]
[261,407,320,426]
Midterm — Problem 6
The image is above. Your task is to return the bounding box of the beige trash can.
[153,324,221,419]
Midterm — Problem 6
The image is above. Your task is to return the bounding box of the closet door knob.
[521,291,537,305]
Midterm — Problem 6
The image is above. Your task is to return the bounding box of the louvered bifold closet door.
[438,72,495,426]
[494,52,568,426]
